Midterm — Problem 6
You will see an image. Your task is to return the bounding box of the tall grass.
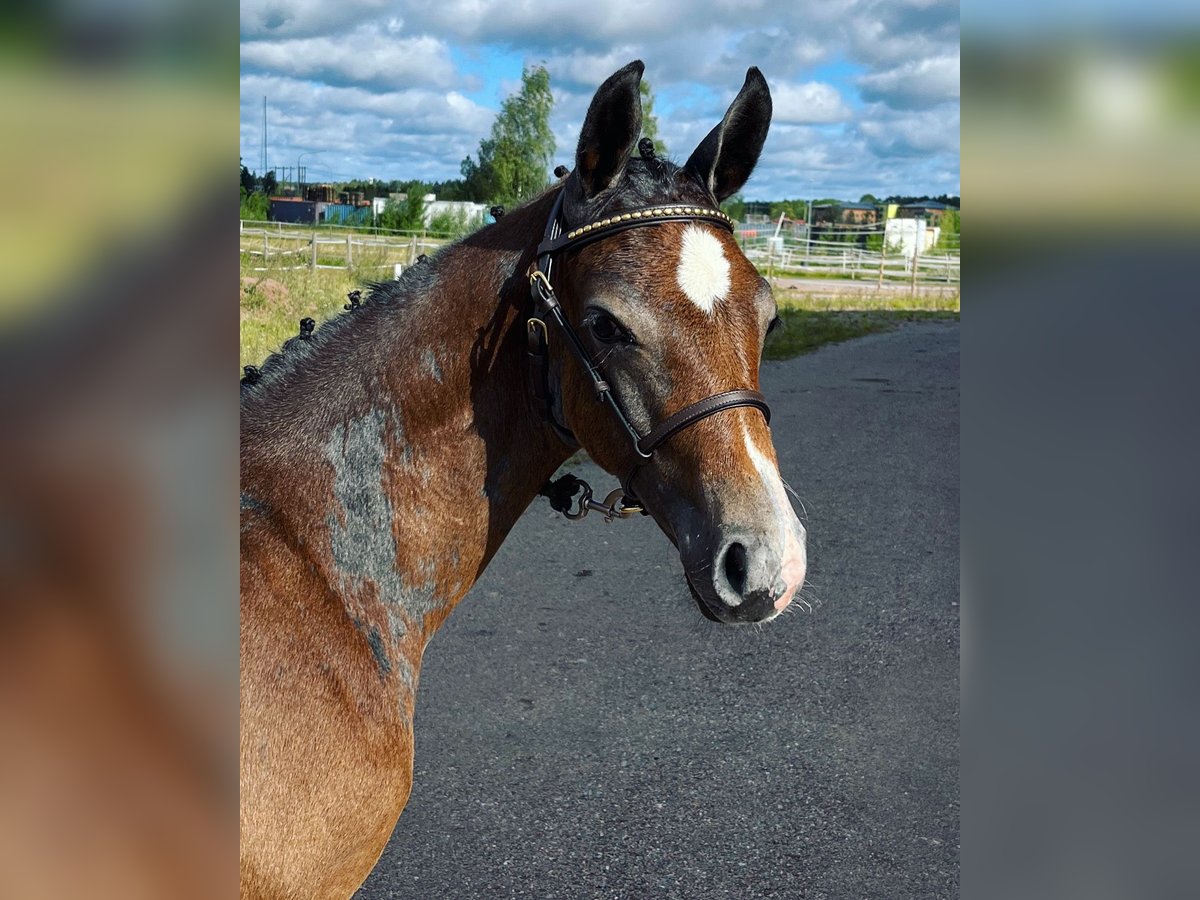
[240,265,369,368]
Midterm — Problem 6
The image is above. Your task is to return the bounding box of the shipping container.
[269,198,317,225]
[322,203,371,225]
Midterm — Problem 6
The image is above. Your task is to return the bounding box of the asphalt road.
[357,321,959,899]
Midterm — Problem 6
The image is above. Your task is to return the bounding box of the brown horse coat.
[241,61,804,898]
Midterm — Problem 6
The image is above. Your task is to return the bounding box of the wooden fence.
[239,222,446,274]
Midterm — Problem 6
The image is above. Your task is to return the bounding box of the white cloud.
[771,82,853,125]
[391,0,710,47]
[242,74,491,134]
[858,52,959,110]
[857,103,960,158]
[241,0,391,39]
[241,27,459,90]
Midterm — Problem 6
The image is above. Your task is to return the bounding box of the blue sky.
[240,1,960,201]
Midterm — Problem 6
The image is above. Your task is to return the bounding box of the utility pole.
[261,96,267,177]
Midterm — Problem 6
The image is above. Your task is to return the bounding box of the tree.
[378,192,427,232]
[721,193,746,221]
[240,160,256,195]
[460,138,499,202]
[240,190,268,221]
[461,65,555,207]
[769,199,808,220]
[262,170,278,196]
[935,207,960,251]
[859,193,878,205]
[639,81,668,157]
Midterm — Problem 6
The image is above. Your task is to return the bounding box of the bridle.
[527,189,771,522]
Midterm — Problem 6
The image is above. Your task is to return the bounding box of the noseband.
[528,189,770,520]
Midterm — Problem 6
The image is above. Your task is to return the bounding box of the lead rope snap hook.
[564,483,593,520]
[597,488,643,523]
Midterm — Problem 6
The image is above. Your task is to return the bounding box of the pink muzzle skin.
[773,533,807,611]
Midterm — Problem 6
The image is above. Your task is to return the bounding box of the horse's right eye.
[587,311,633,345]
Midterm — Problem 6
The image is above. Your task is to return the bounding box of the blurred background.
[963,3,1200,900]
[0,0,1197,896]
[0,1,236,897]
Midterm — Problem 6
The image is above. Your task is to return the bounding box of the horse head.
[547,62,807,624]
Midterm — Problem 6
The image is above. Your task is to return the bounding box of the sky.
[239,0,960,202]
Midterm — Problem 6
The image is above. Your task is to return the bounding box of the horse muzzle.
[679,522,806,625]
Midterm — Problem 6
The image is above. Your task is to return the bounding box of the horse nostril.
[722,542,748,599]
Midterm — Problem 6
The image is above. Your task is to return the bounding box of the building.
[811,202,879,226]
[895,200,957,224]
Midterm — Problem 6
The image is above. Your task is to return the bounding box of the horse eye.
[588,311,632,345]
[767,315,783,335]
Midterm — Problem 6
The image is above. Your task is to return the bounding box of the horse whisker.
[780,478,809,519]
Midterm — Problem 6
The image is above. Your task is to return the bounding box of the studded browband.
[527,188,770,521]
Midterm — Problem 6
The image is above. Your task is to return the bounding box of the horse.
[240,61,807,899]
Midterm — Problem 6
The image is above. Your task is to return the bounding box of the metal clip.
[594,488,644,523]
[563,481,593,520]
[563,483,643,523]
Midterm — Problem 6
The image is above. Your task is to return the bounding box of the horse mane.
[239,256,441,404]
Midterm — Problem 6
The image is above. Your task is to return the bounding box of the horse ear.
[575,61,644,198]
[685,67,772,202]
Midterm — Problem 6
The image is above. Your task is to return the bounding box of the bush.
[378,194,426,232]
[935,208,960,252]
[240,189,269,221]
[427,209,480,240]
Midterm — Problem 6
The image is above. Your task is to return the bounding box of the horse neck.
[241,191,572,640]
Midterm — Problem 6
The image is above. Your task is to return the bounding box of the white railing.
[740,230,959,287]
[239,226,446,273]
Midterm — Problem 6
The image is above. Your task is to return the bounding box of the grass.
[240,266,373,368]
[239,231,455,367]
[239,255,959,371]
[764,289,959,361]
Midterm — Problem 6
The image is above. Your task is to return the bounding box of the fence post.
[346,234,353,268]
[910,219,923,298]
[310,232,317,269]
[877,237,887,288]
[263,233,269,262]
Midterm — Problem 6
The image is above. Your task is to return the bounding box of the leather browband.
[537,205,734,257]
